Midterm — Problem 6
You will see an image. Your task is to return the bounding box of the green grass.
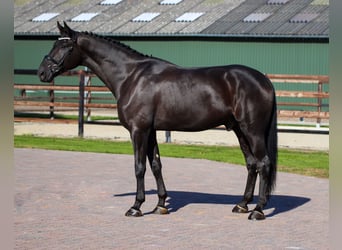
[14,135,328,178]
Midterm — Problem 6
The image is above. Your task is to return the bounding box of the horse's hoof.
[232,204,249,213]
[248,210,265,220]
[153,206,169,215]
[125,207,143,217]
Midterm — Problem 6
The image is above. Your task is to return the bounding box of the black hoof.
[125,207,143,217]
[248,210,265,220]
[152,206,169,215]
[232,204,249,213]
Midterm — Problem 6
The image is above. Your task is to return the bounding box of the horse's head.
[38,21,81,82]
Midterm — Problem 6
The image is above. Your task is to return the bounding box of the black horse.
[38,22,277,220]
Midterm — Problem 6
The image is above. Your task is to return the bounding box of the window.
[160,0,183,5]
[310,0,329,5]
[132,12,160,22]
[175,12,204,22]
[100,0,123,5]
[243,13,272,23]
[267,0,289,5]
[32,13,59,22]
[289,13,319,23]
[71,13,99,22]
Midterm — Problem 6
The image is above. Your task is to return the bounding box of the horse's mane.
[80,31,150,58]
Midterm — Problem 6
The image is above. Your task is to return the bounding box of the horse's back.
[144,63,274,131]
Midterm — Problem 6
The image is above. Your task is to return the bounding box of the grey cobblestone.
[14,148,328,249]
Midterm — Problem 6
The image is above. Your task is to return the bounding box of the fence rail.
[14,70,329,136]
[266,73,329,121]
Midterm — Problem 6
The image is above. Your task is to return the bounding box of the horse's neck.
[77,35,145,99]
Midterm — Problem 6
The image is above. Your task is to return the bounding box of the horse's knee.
[135,165,146,179]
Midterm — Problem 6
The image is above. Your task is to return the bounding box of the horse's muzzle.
[38,63,57,82]
[37,67,49,82]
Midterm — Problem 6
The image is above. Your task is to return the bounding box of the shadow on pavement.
[114,189,310,218]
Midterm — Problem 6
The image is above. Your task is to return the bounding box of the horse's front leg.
[147,130,168,215]
[125,129,149,217]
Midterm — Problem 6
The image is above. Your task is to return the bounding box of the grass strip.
[14,135,328,178]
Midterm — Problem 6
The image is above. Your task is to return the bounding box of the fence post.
[78,71,85,137]
[49,80,55,119]
[85,71,92,121]
[316,80,323,128]
[165,131,171,143]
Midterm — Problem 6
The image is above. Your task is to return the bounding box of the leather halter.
[43,37,74,74]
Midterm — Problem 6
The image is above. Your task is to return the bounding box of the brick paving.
[14,148,328,250]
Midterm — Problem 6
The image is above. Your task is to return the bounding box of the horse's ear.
[57,21,64,33]
[63,21,72,33]
[57,21,76,41]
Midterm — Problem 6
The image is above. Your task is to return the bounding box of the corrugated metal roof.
[203,0,328,38]
[14,0,329,38]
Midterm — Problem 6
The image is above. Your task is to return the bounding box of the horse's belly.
[154,109,228,131]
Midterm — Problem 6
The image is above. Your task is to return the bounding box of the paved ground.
[14,148,328,249]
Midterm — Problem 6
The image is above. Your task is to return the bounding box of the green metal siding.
[125,40,328,75]
[14,39,328,112]
[14,39,328,75]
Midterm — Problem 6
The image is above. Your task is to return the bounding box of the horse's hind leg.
[250,153,272,220]
[232,128,258,214]
[242,132,272,220]
[147,130,168,215]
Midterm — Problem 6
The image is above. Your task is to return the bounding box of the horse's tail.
[266,89,278,196]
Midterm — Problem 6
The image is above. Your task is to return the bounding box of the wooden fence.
[266,74,329,123]
[14,69,329,136]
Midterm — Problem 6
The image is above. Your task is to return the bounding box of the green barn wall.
[14,39,329,111]
[14,39,328,75]
[125,40,328,75]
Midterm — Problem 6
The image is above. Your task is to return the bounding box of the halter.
[58,37,72,41]
[44,37,74,74]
